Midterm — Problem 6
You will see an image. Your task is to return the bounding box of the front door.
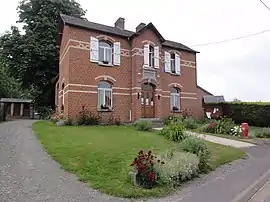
[141,83,155,118]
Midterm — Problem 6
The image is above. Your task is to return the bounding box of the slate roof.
[203,95,225,104]
[60,14,197,53]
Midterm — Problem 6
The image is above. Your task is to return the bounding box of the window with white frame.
[170,53,176,73]
[171,87,180,111]
[164,51,181,75]
[90,37,121,66]
[99,41,112,64]
[149,45,155,67]
[98,81,112,109]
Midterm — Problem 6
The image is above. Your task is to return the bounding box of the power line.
[190,29,270,47]
[259,0,270,11]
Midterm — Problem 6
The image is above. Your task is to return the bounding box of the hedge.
[221,102,270,127]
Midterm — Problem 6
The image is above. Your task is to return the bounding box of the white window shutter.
[144,44,149,67]
[113,42,121,66]
[164,51,171,72]
[154,46,159,69]
[175,53,181,75]
[90,36,99,62]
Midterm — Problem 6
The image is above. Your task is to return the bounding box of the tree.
[0,0,86,106]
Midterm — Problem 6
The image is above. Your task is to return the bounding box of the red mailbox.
[241,123,249,138]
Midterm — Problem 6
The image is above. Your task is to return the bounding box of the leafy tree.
[0,0,86,106]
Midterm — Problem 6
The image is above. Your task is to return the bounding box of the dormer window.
[99,41,112,64]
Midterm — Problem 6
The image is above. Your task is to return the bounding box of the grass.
[33,121,245,198]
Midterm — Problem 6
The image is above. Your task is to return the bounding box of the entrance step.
[137,118,164,128]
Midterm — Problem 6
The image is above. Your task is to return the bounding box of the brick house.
[56,14,207,122]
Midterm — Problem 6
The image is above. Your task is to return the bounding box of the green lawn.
[33,121,245,198]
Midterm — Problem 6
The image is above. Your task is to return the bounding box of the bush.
[255,128,270,138]
[37,106,53,120]
[50,111,64,124]
[199,118,236,136]
[77,107,101,125]
[182,117,198,129]
[159,121,187,142]
[134,120,152,131]
[64,118,74,126]
[164,115,183,125]
[222,102,270,127]
[156,152,199,186]
[181,136,211,173]
[130,150,164,188]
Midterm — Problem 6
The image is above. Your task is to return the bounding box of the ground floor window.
[98,81,112,109]
[171,87,180,111]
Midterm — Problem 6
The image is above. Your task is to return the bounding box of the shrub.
[222,102,270,127]
[130,150,164,188]
[182,117,198,129]
[230,125,242,137]
[134,120,152,131]
[163,115,183,125]
[159,121,187,142]
[37,106,53,120]
[181,136,211,173]
[64,118,73,126]
[50,111,64,124]
[77,107,101,125]
[199,118,236,136]
[255,128,270,138]
[156,152,199,186]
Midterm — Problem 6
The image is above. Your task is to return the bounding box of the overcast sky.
[1,0,270,101]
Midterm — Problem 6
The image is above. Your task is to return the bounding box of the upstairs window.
[99,41,112,64]
[164,51,181,75]
[90,37,121,66]
[149,45,155,67]
[171,87,180,111]
[170,53,176,73]
[97,81,112,110]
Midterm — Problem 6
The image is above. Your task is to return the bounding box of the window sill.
[143,66,157,71]
[171,110,181,113]
[98,62,114,67]
[97,108,114,112]
[170,72,181,76]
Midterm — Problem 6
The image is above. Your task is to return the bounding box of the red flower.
[148,172,155,181]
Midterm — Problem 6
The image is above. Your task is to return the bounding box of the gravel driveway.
[0,120,129,202]
[1,120,270,202]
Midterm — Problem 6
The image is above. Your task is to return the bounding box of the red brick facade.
[56,15,205,122]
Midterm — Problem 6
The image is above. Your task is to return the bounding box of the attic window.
[149,45,154,67]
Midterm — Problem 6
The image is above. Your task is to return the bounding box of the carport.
[0,98,34,121]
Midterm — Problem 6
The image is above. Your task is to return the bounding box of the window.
[171,87,180,111]
[98,81,112,109]
[149,45,155,67]
[99,41,112,64]
[170,53,176,73]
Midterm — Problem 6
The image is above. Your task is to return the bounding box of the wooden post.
[20,103,24,116]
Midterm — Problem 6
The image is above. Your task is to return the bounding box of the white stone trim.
[59,39,196,68]
[94,75,116,82]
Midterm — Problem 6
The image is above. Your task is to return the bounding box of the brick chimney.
[136,23,146,32]
[114,17,125,29]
